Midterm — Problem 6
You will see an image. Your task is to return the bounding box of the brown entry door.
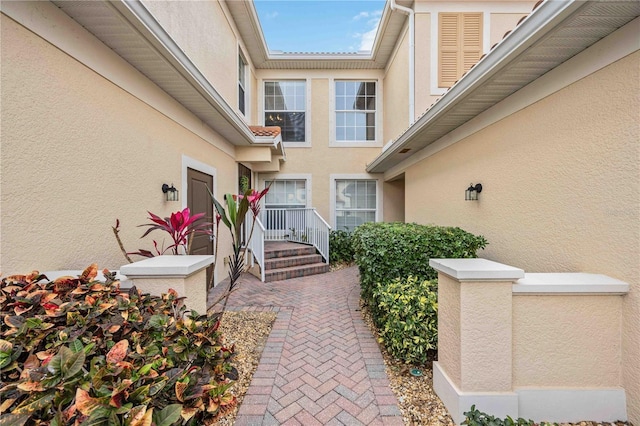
[187,168,214,288]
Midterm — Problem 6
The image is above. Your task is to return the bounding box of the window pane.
[283,112,305,142]
[265,112,283,127]
[265,180,306,207]
[366,96,376,110]
[345,95,356,110]
[334,81,376,142]
[346,127,356,141]
[366,126,375,141]
[335,178,376,232]
[265,83,275,95]
[366,82,375,95]
[264,81,306,142]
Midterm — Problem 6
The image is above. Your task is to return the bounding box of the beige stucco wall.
[142,0,239,114]
[460,281,512,391]
[383,179,405,222]
[490,13,527,46]
[254,72,385,227]
[513,294,623,388]
[404,51,640,421]
[438,275,462,388]
[0,14,237,283]
[414,12,438,118]
[383,28,410,142]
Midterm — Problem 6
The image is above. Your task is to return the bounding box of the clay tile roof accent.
[249,126,281,137]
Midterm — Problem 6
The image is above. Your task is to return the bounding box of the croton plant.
[0,265,236,426]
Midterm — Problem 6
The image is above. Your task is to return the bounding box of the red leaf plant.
[135,208,212,256]
[113,208,213,262]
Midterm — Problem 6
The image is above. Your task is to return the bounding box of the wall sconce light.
[465,183,482,201]
[162,183,179,202]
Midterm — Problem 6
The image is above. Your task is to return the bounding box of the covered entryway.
[187,167,214,288]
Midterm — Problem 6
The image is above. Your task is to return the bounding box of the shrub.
[0,265,235,425]
[329,230,355,264]
[463,405,534,426]
[373,276,437,364]
[352,222,487,314]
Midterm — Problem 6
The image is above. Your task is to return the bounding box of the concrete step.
[265,254,323,270]
[265,262,330,283]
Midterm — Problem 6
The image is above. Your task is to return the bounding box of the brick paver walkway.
[209,266,404,425]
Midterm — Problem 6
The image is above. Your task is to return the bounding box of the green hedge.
[352,222,487,319]
[329,230,355,264]
[373,276,437,364]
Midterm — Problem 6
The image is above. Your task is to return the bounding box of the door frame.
[181,155,218,282]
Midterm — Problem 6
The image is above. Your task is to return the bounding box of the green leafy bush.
[0,265,235,426]
[463,405,534,426]
[352,222,487,315]
[373,276,437,364]
[329,230,355,264]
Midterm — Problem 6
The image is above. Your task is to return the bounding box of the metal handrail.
[245,212,266,282]
[259,208,331,263]
[245,208,331,281]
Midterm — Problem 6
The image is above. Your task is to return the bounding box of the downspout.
[389,0,414,124]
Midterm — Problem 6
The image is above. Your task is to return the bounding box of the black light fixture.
[162,183,179,202]
[465,183,482,201]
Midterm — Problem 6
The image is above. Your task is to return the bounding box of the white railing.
[245,212,266,282]
[244,208,330,281]
[259,208,331,263]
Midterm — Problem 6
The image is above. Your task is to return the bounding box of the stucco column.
[429,258,524,423]
[120,255,214,315]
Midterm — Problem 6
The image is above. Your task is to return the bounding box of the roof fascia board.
[242,0,395,64]
[366,0,586,173]
[244,0,271,64]
[110,0,256,145]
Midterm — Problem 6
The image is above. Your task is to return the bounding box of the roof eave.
[238,0,404,69]
[111,0,257,146]
[366,0,587,173]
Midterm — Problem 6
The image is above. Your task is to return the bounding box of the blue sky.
[254,0,386,53]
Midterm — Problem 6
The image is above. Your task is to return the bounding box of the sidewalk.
[209,266,404,426]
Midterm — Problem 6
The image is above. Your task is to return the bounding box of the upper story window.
[264,81,306,142]
[438,12,483,88]
[238,53,247,115]
[335,81,376,142]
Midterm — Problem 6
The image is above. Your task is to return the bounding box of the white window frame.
[238,50,247,117]
[330,174,383,230]
[259,174,312,208]
[260,79,311,148]
[329,79,382,147]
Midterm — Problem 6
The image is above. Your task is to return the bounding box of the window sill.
[329,141,383,148]
[283,141,312,148]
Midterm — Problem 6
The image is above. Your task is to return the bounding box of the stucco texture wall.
[0,16,237,280]
[383,28,410,141]
[404,52,640,421]
[142,0,239,111]
[513,295,623,388]
[257,77,386,225]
